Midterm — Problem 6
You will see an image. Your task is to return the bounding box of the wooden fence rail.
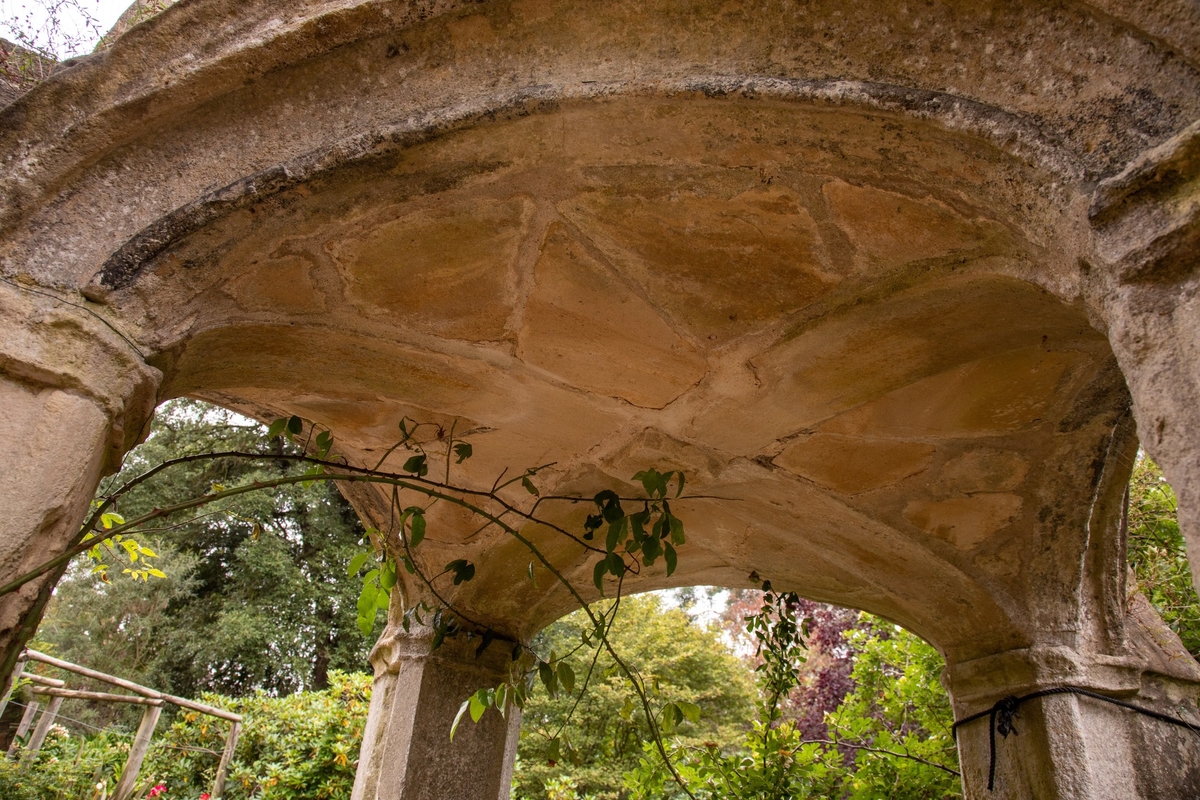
[1,650,243,800]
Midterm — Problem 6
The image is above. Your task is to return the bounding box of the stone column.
[946,596,1200,799]
[1089,120,1200,590]
[352,623,522,800]
[0,280,160,684]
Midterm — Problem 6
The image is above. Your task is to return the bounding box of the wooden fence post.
[0,657,26,720]
[111,703,162,800]
[6,699,38,757]
[21,694,64,759]
[210,719,241,798]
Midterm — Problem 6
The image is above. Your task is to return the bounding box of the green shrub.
[17,671,371,800]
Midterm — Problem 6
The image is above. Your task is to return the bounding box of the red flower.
[147,785,167,798]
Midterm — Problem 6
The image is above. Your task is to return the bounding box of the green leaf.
[539,661,558,697]
[608,552,624,577]
[495,683,508,718]
[357,613,374,638]
[521,476,539,496]
[453,442,473,463]
[267,418,288,439]
[447,559,475,585]
[642,534,661,566]
[287,415,304,436]
[409,511,426,547]
[601,498,624,524]
[664,543,678,576]
[403,454,428,477]
[315,429,333,457]
[380,560,397,591]
[348,552,369,577]
[633,468,663,498]
[674,471,685,498]
[661,702,682,733]
[606,517,626,554]
[677,700,701,724]
[469,689,490,723]
[620,696,635,721]
[669,514,685,545]
[593,559,607,595]
[558,662,575,694]
[357,583,378,616]
[100,512,124,530]
[146,568,167,579]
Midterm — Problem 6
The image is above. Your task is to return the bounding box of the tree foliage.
[1126,454,1200,657]
[513,593,756,800]
[36,400,378,700]
[626,589,960,800]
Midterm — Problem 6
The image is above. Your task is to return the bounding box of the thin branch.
[803,738,961,778]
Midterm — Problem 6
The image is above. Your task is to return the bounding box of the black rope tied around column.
[952,686,1200,791]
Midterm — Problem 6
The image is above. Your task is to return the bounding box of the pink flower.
[147,785,167,798]
[200,794,211,800]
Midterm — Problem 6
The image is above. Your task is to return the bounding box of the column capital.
[368,623,519,681]
[1089,118,1200,284]
[946,594,1200,717]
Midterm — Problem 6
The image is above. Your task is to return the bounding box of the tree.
[513,593,756,799]
[626,588,960,799]
[35,400,378,699]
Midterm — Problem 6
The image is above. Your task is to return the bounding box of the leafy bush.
[3,727,132,800]
[17,671,370,800]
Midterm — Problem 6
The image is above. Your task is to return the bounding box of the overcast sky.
[2,0,134,57]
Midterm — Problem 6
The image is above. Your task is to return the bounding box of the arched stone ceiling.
[1,0,1189,661]
[104,95,1124,662]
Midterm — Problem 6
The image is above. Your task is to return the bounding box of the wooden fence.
[1,650,242,800]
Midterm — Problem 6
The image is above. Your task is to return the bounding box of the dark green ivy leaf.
[593,559,608,595]
[409,510,426,547]
[403,454,428,477]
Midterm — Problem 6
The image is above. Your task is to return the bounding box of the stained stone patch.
[774,434,936,495]
[329,196,530,341]
[904,494,1026,551]
[564,185,833,343]
[818,348,1083,438]
[822,179,995,271]
[517,222,707,408]
[222,254,326,313]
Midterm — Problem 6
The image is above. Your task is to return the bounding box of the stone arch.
[2,1,1199,797]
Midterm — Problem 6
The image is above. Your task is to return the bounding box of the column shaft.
[352,628,521,800]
